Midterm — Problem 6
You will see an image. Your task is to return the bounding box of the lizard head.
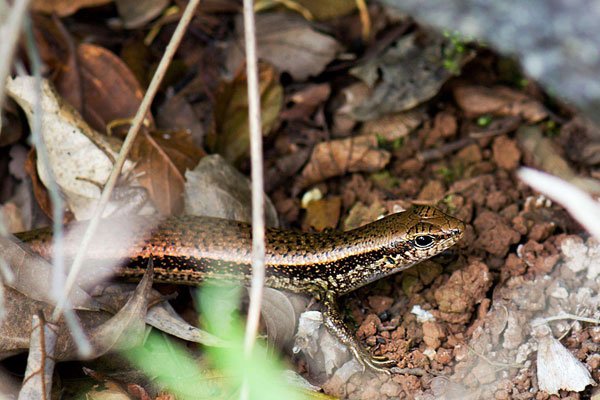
[402,204,465,258]
[370,204,465,267]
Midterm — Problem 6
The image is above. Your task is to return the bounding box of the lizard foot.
[349,344,397,374]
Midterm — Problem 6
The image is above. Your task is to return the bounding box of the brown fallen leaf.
[57,42,150,133]
[303,197,342,232]
[32,0,111,16]
[342,201,386,231]
[453,85,548,122]
[226,13,342,81]
[24,149,74,222]
[131,130,204,215]
[295,135,391,190]
[207,62,283,165]
[360,109,425,142]
[286,0,357,20]
[156,91,208,147]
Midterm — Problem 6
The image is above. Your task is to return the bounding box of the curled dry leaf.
[208,63,283,165]
[295,135,391,190]
[5,76,138,220]
[184,154,278,226]
[226,13,342,81]
[350,31,465,121]
[454,85,548,122]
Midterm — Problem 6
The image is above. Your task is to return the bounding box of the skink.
[16,204,464,372]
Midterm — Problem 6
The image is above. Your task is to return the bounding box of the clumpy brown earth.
[267,60,600,398]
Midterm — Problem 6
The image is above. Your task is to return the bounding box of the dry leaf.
[295,135,391,190]
[24,149,74,222]
[454,85,548,122]
[261,288,309,349]
[350,31,465,120]
[131,130,204,215]
[18,314,58,400]
[226,13,342,81]
[56,43,149,133]
[0,236,96,309]
[145,301,226,347]
[265,147,312,193]
[0,99,24,147]
[183,154,279,226]
[0,270,154,361]
[208,63,283,165]
[287,0,357,20]
[303,197,342,231]
[156,92,208,146]
[360,109,425,142]
[534,323,594,394]
[85,263,153,357]
[517,125,600,193]
[6,76,139,220]
[342,201,386,231]
[115,0,169,29]
[32,0,111,16]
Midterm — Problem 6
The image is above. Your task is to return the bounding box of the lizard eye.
[413,235,435,249]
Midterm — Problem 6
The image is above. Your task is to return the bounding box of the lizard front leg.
[322,290,396,374]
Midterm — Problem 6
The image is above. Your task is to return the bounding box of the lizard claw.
[349,343,397,374]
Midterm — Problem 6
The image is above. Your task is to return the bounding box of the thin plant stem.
[241,0,266,398]
[0,0,31,111]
